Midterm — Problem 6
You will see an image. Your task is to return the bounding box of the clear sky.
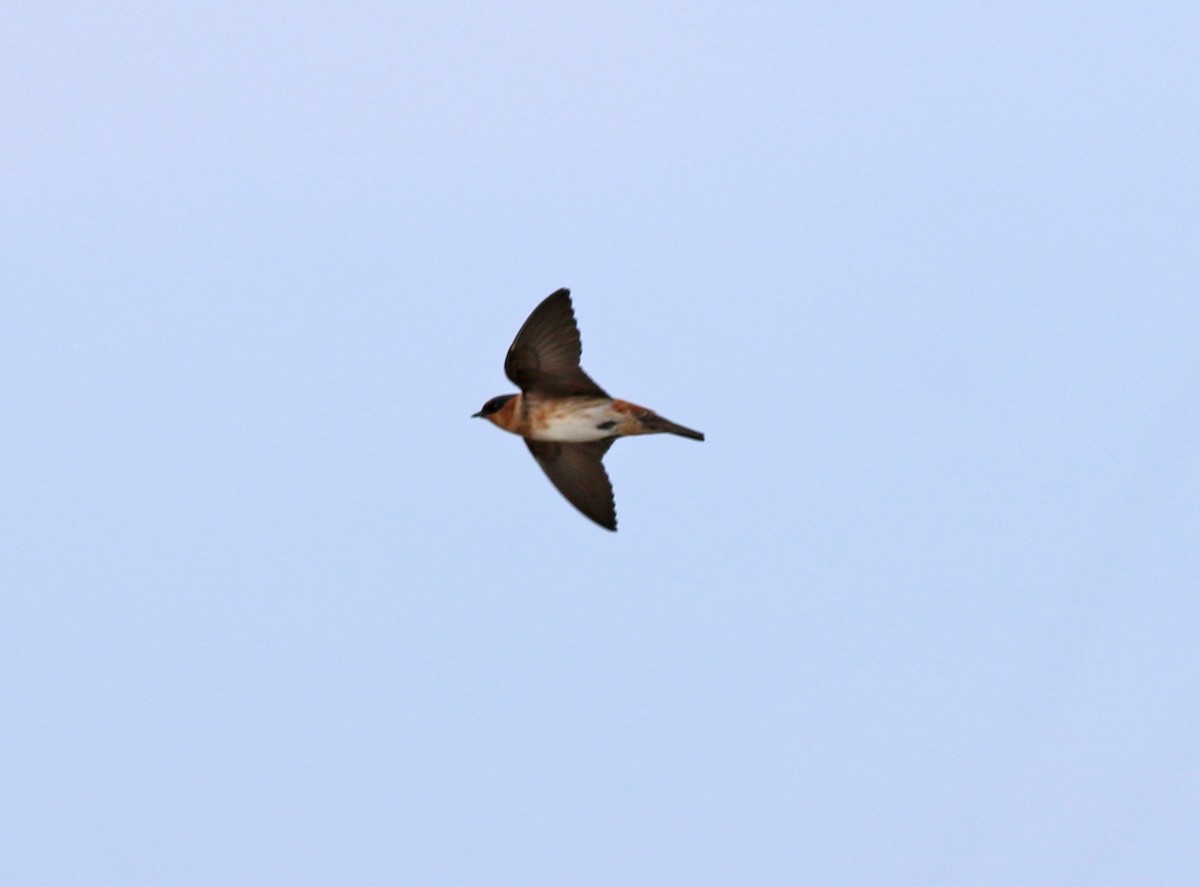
[4,3,1198,884]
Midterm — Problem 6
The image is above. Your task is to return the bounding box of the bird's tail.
[642,413,705,441]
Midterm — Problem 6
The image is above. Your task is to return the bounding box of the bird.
[473,288,704,531]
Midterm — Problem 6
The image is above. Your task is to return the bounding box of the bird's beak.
[471,411,483,418]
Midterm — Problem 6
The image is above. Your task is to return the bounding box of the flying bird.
[473,288,704,531]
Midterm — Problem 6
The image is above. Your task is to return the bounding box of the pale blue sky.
[3,3,1198,884]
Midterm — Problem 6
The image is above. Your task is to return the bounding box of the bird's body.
[484,393,704,444]
[474,288,704,531]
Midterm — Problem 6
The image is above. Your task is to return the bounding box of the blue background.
[4,3,1198,884]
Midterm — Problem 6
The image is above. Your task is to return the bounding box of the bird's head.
[472,393,518,428]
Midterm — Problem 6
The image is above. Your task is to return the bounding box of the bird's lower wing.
[525,438,617,531]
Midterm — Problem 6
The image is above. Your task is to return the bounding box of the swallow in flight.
[473,288,704,531]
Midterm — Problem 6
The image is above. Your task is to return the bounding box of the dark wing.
[504,288,608,397]
[525,439,617,531]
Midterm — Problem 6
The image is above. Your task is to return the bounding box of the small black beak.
[471,411,483,418]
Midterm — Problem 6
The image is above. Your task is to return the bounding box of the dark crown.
[479,394,516,416]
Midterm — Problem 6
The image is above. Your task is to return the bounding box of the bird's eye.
[482,395,514,415]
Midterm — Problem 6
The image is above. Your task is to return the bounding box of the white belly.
[529,401,621,442]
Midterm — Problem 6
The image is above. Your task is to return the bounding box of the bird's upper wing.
[504,289,608,397]
[525,438,617,531]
